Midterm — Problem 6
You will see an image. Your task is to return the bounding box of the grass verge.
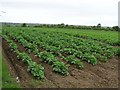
[1,55,21,89]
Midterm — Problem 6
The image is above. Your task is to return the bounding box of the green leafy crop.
[17,52,32,64]
[52,61,68,75]
[82,53,97,65]
[27,62,44,79]
[65,55,84,69]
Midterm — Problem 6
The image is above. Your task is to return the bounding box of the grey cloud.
[0,0,119,26]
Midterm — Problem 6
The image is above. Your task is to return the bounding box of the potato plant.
[27,61,44,79]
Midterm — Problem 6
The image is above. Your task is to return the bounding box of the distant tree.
[106,27,112,31]
[61,23,65,26]
[66,24,69,27]
[112,26,120,31]
[60,23,65,28]
[57,24,61,28]
[21,23,27,27]
[97,23,101,28]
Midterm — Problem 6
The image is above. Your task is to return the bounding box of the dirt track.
[2,38,119,88]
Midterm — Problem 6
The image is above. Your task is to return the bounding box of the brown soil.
[2,38,118,88]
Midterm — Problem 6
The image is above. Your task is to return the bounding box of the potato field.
[1,26,119,88]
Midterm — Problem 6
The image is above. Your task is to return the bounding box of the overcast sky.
[0,0,119,26]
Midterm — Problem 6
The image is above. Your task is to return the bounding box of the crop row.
[4,27,119,45]
[3,33,69,75]
[6,32,85,74]
[2,35,45,79]
[20,30,116,61]
[3,28,117,66]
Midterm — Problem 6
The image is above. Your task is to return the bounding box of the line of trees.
[33,23,119,31]
[6,22,119,31]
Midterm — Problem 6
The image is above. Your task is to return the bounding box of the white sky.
[0,0,119,26]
